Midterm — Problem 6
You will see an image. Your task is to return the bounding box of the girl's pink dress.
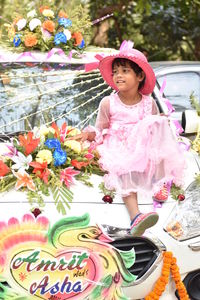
[92,93,185,196]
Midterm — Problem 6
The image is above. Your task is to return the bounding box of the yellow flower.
[36,150,53,164]
[67,126,81,137]
[193,144,200,153]
[192,136,200,153]
[39,125,55,137]
[42,9,54,18]
[64,140,81,154]
[8,25,15,38]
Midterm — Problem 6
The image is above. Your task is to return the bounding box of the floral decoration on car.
[192,125,200,155]
[0,123,103,214]
[5,5,91,54]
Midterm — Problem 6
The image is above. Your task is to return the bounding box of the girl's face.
[112,61,144,92]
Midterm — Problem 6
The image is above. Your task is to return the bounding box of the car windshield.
[157,72,200,113]
[0,62,111,134]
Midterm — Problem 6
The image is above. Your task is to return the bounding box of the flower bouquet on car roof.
[4,5,91,54]
[0,122,103,215]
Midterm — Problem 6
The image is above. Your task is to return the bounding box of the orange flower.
[0,160,10,176]
[145,251,189,300]
[19,132,40,155]
[71,159,89,170]
[164,252,173,258]
[29,161,50,184]
[42,20,55,33]
[24,34,38,47]
[14,170,36,191]
[39,5,50,13]
[51,122,60,138]
[58,10,68,18]
[72,32,83,46]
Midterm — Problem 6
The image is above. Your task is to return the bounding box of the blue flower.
[58,18,72,28]
[53,149,67,166]
[78,39,85,49]
[45,139,61,149]
[13,34,21,47]
[54,32,67,45]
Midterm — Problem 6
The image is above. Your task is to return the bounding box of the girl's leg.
[123,192,159,237]
[122,192,140,221]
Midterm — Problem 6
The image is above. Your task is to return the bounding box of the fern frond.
[51,185,73,215]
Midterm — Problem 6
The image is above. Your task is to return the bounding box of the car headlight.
[182,109,200,134]
[165,180,200,241]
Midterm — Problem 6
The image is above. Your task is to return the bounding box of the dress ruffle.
[97,115,185,196]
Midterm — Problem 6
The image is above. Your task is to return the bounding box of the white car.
[0,49,200,300]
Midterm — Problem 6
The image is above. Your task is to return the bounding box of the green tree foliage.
[89,0,200,60]
[140,0,200,60]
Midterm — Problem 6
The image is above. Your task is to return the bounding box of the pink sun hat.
[98,40,156,95]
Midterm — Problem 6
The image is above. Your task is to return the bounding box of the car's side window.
[157,72,200,112]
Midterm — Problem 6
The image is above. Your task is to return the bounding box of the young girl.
[76,41,185,236]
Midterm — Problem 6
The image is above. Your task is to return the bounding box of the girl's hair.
[112,58,146,90]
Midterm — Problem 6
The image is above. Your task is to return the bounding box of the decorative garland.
[0,122,103,214]
[145,251,189,300]
[2,5,91,54]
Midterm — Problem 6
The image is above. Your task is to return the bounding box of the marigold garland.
[145,251,189,300]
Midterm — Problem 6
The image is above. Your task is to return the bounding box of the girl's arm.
[95,97,110,131]
[152,98,169,117]
[73,97,110,142]
[152,99,160,115]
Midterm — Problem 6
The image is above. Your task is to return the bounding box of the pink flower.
[3,144,18,158]
[88,142,96,152]
[60,167,80,188]
[84,153,94,160]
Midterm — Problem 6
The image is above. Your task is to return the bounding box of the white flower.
[32,126,41,139]
[27,9,37,18]
[63,29,71,40]
[11,152,32,172]
[16,18,27,31]
[29,18,41,31]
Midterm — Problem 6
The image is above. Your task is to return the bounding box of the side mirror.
[182,110,200,134]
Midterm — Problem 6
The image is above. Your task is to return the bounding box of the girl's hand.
[160,113,168,117]
[67,131,96,142]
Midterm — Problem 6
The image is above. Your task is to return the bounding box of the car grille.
[111,236,159,279]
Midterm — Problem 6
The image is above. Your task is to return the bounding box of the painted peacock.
[0,213,137,300]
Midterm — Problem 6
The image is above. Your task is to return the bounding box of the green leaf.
[0,176,16,193]
[170,183,184,200]
[99,182,116,198]
[51,185,73,215]
[190,92,200,115]
[27,191,45,207]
